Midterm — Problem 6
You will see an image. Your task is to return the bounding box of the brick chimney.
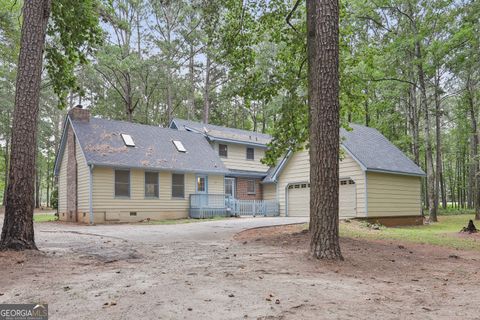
[68,104,90,122]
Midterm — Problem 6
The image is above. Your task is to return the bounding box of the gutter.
[365,168,426,177]
[89,164,94,225]
[86,163,230,176]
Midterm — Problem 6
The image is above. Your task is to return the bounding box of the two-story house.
[55,106,425,226]
[169,118,271,201]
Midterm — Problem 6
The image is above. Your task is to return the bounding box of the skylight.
[121,134,135,147]
[173,140,186,152]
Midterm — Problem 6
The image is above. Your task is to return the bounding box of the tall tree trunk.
[1,0,51,251]
[35,167,40,209]
[467,76,480,220]
[307,0,342,260]
[188,44,195,120]
[45,149,51,207]
[364,86,370,126]
[203,54,211,124]
[2,136,9,207]
[416,39,437,222]
[166,70,173,124]
[409,83,420,165]
[434,73,443,213]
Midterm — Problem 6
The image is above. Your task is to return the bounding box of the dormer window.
[121,134,135,147]
[173,140,186,152]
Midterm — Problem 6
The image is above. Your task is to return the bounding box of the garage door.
[287,183,310,216]
[287,180,356,217]
[339,180,356,217]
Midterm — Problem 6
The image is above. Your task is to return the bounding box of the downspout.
[89,164,94,225]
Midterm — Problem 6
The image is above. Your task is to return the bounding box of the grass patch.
[34,214,58,222]
[340,214,479,251]
[140,215,230,225]
[429,207,475,216]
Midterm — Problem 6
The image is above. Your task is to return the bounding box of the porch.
[189,194,280,219]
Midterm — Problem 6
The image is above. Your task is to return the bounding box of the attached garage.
[286,183,310,217]
[286,179,356,217]
[262,124,425,226]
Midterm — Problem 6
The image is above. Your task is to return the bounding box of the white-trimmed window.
[115,170,130,197]
[172,173,185,198]
[219,144,228,157]
[145,172,159,198]
[246,147,254,160]
[247,179,256,195]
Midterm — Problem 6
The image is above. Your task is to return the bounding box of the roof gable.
[263,124,425,183]
[341,124,425,176]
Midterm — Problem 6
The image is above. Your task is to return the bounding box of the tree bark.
[307,0,343,260]
[1,0,51,251]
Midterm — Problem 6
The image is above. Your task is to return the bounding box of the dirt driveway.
[0,217,479,319]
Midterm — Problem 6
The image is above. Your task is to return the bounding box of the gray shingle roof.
[341,124,425,176]
[70,118,228,174]
[263,124,425,183]
[171,118,272,146]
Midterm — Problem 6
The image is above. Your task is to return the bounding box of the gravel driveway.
[0,217,312,320]
[1,216,477,320]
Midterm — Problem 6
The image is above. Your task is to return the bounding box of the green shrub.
[50,188,58,210]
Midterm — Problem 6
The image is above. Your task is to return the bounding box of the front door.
[196,175,208,206]
[225,177,235,198]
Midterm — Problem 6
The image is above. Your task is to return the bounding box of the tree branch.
[286,0,302,33]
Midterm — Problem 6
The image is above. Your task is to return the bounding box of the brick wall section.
[68,106,90,121]
[236,178,263,200]
[66,125,78,222]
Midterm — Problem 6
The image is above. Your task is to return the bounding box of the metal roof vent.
[173,140,186,152]
[121,134,135,147]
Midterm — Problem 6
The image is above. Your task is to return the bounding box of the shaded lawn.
[33,214,58,222]
[340,214,479,251]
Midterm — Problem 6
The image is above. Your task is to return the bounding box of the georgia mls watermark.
[0,304,48,320]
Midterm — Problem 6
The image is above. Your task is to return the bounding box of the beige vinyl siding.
[277,150,309,216]
[339,151,366,217]
[76,140,90,222]
[91,167,224,222]
[277,148,366,217]
[58,142,68,216]
[213,142,269,172]
[366,172,421,217]
[263,183,277,201]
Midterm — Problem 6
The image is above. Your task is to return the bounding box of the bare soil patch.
[235,223,480,318]
[1,219,479,319]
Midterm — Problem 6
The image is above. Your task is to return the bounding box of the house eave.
[365,168,426,177]
[87,163,229,175]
